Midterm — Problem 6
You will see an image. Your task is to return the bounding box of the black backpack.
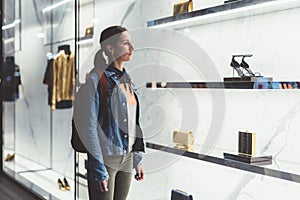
[71,70,108,153]
[71,119,87,153]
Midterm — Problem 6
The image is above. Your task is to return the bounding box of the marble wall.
[92,0,300,199]
[10,0,75,177]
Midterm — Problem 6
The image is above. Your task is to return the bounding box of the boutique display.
[172,130,194,151]
[43,45,76,109]
[238,131,256,156]
[173,0,193,15]
[57,177,71,191]
[224,130,272,164]
[171,189,193,200]
[223,54,274,86]
[84,26,93,37]
[4,153,15,162]
[226,54,267,79]
[3,56,22,101]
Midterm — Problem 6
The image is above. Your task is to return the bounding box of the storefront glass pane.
[2,0,75,199]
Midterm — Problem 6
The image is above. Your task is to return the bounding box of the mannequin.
[43,44,75,109]
[3,56,21,101]
[58,45,71,56]
[6,56,15,65]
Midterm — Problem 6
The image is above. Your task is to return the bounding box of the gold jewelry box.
[173,0,193,16]
[173,130,194,150]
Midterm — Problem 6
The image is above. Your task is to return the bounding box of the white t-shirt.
[128,103,137,152]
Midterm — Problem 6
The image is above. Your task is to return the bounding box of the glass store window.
[2,0,76,199]
[2,0,21,175]
[3,0,300,200]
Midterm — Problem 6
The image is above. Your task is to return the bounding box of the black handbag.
[171,189,193,200]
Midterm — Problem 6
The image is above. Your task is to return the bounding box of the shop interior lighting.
[2,19,21,30]
[150,0,300,29]
[93,18,99,24]
[37,32,45,38]
[3,38,15,44]
[43,23,59,29]
[42,0,72,13]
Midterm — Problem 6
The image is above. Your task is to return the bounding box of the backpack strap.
[92,68,109,121]
[99,72,108,104]
[92,68,108,103]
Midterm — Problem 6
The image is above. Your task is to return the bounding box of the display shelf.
[78,35,92,41]
[146,142,300,184]
[146,81,300,89]
[3,153,74,200]
[77,35,93,45]
[76,173,87,180]
[147,0,300,29]
[44,35,93,46]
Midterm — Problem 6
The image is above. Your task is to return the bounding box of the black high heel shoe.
[240,55,255,76]
[230,56,245,77]
[57,178,66,191]
[63,177,71,191]
[4,153,15,161]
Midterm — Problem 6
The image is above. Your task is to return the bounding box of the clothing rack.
[44,37,74,46]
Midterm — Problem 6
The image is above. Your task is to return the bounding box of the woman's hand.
[98,179,109,192]
[134,164,144,181]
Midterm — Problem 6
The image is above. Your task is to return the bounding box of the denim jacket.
[84,68,145,182]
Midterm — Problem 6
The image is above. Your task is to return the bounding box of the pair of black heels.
[57,177,71,191]
[230,55,256,77]
[4,153,15,162]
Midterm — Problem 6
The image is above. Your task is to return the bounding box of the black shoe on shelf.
[57,178,66,191]
[230,56,245,77]
[63,177,71,191]
[4,153,15,162]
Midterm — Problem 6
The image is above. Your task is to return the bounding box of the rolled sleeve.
[133,151,143,168]
[88,154,109,182]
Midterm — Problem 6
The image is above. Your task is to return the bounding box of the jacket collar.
[103,67,137,91]
[104,66,128,78]
[104,67,131,84]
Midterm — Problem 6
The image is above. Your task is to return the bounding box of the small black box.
[171,189,193,200]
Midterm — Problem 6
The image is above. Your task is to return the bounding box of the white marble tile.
[52,109,74,178]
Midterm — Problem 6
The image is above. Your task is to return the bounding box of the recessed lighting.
[42,0,72,13]
[2,19,21,30]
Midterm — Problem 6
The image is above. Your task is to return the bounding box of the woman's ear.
[106,44,114,56]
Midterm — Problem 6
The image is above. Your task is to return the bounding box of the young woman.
[84,26,145,200]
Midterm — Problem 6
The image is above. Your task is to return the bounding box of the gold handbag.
[173,130,194,150]
[85,26,93,37]
[173,0,193,15]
